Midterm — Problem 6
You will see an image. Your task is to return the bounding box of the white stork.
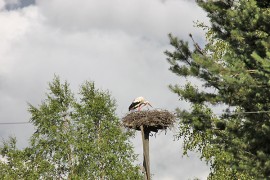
[128,96,152,111]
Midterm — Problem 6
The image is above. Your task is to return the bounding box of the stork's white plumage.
[128,96,152,111]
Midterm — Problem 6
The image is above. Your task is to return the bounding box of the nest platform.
[122,109,175,132]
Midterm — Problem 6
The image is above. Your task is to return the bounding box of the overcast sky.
[0,0,210,179]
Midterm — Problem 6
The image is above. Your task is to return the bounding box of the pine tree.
[165,0,270,179]
[0,76,142,179]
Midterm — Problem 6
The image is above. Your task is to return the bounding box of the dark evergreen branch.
[189,33,204,55]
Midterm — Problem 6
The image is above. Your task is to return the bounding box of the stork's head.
[143,101,152,107]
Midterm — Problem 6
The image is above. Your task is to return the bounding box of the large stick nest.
[122,110,175,132]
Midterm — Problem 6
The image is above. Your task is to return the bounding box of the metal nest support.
[122,109,175,132]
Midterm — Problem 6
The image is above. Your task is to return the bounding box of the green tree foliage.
[0,76,142,179]
[165,0,270,179]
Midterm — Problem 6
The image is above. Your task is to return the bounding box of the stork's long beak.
[147,102,152,107]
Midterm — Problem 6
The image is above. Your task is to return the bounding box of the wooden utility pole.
[140,125,150,180]
[123,110,175,180]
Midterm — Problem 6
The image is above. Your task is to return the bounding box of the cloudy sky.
[0,0,210,179]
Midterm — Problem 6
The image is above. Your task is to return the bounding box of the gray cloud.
[0,0,209,179]
[36,0,207,43]
[3,0,35,10]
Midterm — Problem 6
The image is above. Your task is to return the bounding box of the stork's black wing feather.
[128,101,140,111]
